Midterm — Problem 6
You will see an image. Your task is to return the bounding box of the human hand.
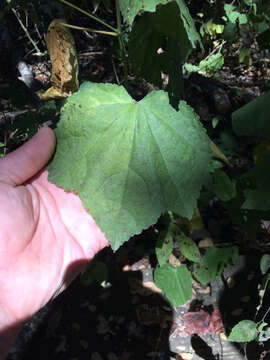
[0,127,109,327]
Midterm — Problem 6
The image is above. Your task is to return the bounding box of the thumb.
[0,127,56,185]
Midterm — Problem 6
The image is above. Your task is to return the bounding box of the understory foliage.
[2,0,270,345]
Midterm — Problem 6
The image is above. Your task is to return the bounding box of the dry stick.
[11,8,41,55]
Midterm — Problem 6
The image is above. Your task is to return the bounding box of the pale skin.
[0,127,109,359]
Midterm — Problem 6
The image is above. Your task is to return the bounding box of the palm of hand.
[0,128,108,323]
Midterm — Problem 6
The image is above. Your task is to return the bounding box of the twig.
[0,110,33,125]
[11,8,41,55]
[204,40,226,62]
[78,51,103,57]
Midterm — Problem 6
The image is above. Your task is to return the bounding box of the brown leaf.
[39,19,79,100]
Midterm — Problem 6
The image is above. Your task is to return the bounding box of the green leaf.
[163,38,185,109]
[174,0,202,48]
[238,13,248,25]
[154,263,192,306]
[257,321,267,332]
[120,0,202,49]
[198,52,224,75]
[228,320,257,342]
[224,4,241,24]
[260,254,270,275]
[178,233,201,263]
[47,82,211,249]
[119,0,167,25]
[156,226,174,266]
[184,63,199,73]
[193,246,238,285]
[215,169,236,201]
[205,19,224,37]
[185,52,224,76]
[242,149,270,211]
[232,91,270,139]
[128,1,191,108]
[212,117,219,128]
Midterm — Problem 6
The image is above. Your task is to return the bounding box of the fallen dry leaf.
[183,308,224,336]
[38,19,79,100]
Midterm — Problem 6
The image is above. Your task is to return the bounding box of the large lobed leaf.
[48,82,211,249]
[120,0,167,25]
[174,0,202,48]
[128,2,191,108]
[120,0,202,49]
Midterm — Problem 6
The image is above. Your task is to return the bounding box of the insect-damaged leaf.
[193,246,238,285]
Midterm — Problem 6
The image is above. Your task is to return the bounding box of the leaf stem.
[60,22,117,36]
[115,0,128,88]
[12,8,41,54]
[58,0,118,33]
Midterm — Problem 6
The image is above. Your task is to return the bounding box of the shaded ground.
[7,238,270,360]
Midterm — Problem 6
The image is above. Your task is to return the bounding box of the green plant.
[44,0,243,308]
[3,0,270,327]
[228,254,270,343]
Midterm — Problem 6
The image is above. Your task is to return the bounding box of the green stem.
[12,8,41,54]
[60,22,117,36]
[58,0,118,33]
[115,0,128,88]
